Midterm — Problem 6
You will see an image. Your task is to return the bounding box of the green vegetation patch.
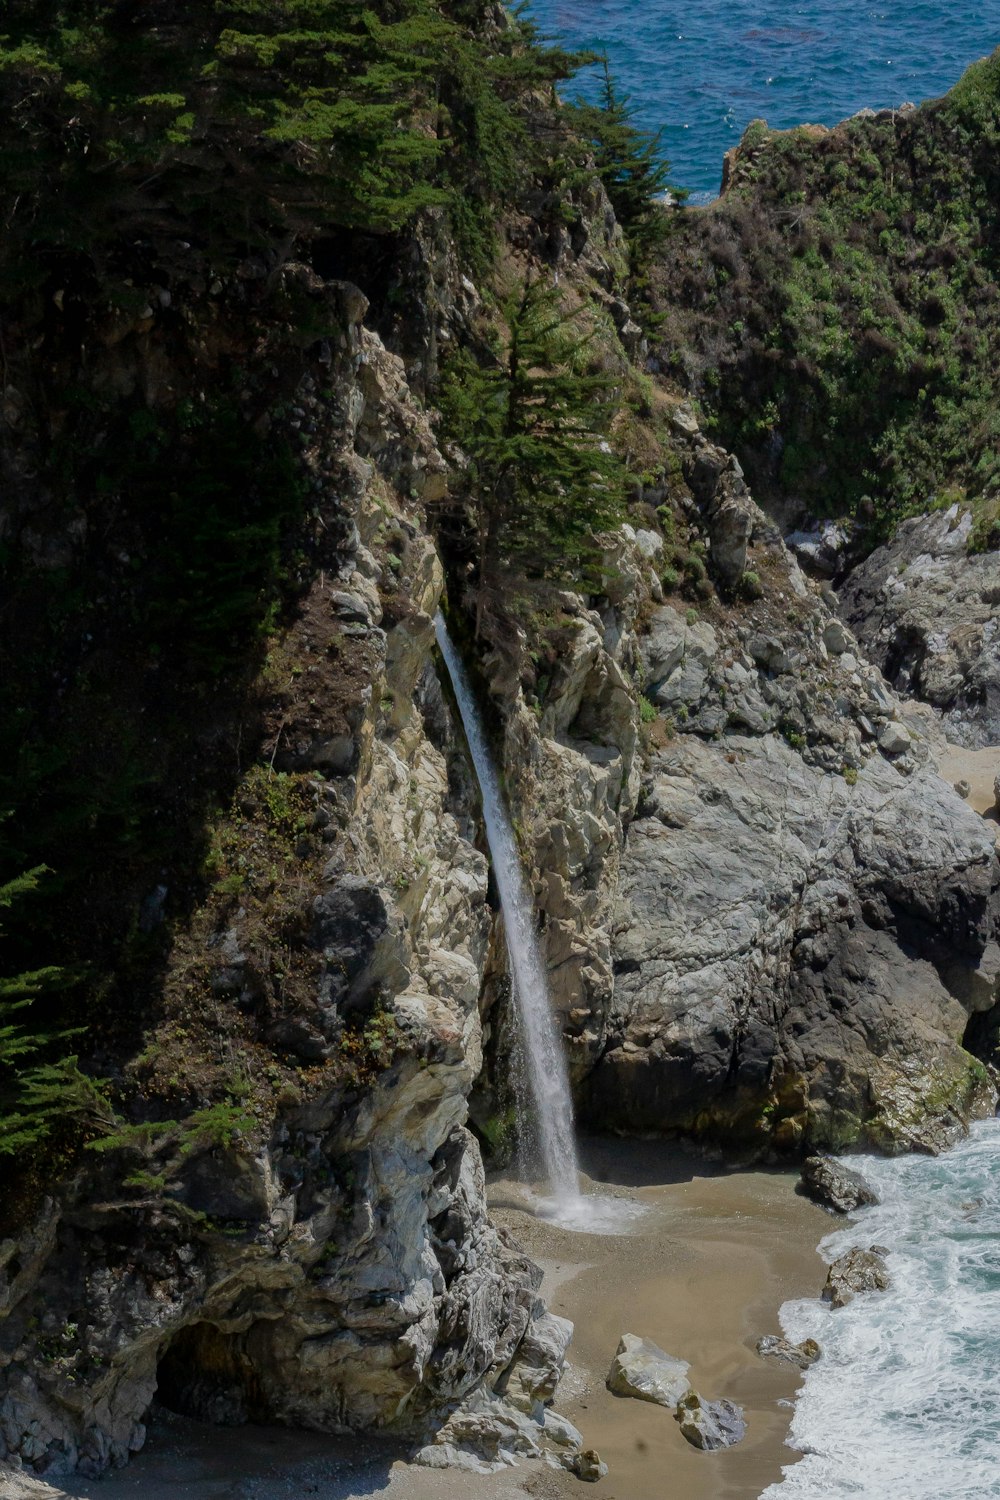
[652,48,1000,542]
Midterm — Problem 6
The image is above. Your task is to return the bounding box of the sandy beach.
[2,1140,833,1500]
[937,743,999,825]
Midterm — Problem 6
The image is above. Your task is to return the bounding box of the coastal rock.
[839,506,1000,748]
[586,731,998,1152]
[0,291,558,1479]
[798,1157,880,1214]
[822,1247,891,1308]
[674,1391,746,1451]
[756,1335,821,1369]
[606,1335,693,1408]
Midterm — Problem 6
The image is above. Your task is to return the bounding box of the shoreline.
[491,1138,832,1500]
[1,1141,832,1500]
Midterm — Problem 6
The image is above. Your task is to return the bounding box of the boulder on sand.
[675,1391,746,1451]
[798,1156,879,1214]
[606,1334,693,1408]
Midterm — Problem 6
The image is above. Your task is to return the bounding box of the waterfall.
[434,612,582,1211]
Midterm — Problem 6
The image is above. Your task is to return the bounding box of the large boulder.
[606,1334,693,1408]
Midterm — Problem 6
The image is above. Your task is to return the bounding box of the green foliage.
[438,277,627,594]
[568,57,679,264]
[0,866,104,1156]
[0,0,582,285]
[654,47,1000,539]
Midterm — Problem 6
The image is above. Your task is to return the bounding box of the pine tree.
[569,57,679,264]
[439,277,627,619]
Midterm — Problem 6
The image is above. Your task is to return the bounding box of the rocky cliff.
[2,12,1000,1484]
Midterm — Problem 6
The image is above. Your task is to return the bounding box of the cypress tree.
[439,276,627,618]
[569,56,679,263]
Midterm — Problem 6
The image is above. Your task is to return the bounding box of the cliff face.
[486,413,999,1158]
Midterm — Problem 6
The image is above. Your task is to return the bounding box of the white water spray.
[435,612,582,1213]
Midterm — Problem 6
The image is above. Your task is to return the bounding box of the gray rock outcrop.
[798,1157,880,1214]
[587,732,997,1152]
[489,408,1000,1157]
[840,506,1000,748]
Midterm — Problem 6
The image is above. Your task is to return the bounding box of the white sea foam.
[762,1118,1000,1499]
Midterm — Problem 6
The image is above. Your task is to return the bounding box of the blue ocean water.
[761,1120,1000,1499]
[527,0,999,198]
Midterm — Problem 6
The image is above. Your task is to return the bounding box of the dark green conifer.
[569,56,679,263]
[439,276,627,616]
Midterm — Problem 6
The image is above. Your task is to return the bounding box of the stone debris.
[606,1334,745,1452]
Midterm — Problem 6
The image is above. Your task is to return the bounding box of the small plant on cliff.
[438,276,627,619]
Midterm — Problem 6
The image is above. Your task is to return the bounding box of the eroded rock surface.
[840,507,1000,748]
[587,732,997,1152]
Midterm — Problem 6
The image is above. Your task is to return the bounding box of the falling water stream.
[434,612,583,1216]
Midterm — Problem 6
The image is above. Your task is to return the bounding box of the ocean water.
[761,1119,1000,1499]
[527,0,999,198]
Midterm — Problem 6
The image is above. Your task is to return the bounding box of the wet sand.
[4,1140,831,1500]
[493,1138,831,1500]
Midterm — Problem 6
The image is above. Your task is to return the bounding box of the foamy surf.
[762,1118,1000,1499]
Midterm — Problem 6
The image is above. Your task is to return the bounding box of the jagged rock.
[674,1391,746,1450]
[840,506,1000,748]
[413,1388,583,1475]
[606,1334,693,1408]
[878,721,911,756]
[756,1335,821,1369]
[798,1157,880,1214]
[499,1313,573,1418]
[822,1247,891,1308]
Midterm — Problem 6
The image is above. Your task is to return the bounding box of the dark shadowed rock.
[798,1156,879,1214]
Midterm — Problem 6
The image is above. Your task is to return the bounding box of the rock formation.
[839,506,1000,748]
